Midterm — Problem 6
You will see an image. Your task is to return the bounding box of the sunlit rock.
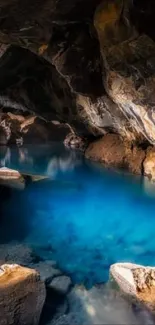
[0,263,46,325]
[110,262,155,311]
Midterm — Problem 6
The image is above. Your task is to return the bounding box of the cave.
[1,1,155,325]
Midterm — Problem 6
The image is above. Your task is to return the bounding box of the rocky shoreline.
[1,241,155,325]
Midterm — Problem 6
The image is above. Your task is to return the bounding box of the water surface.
[1,144,155,287]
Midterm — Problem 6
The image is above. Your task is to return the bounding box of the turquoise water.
[1,144,155,287]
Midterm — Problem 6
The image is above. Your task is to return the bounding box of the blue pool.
[1,144,155,287]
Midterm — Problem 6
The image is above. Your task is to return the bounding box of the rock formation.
[0,0,154,172]
[0,263,46,325]
[110,262,155,311]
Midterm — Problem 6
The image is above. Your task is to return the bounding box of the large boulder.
[85,133,145,174]
[0,263,46,325]
[110,262,155,311]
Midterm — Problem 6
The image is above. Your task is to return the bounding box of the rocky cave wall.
[0,0,155,145]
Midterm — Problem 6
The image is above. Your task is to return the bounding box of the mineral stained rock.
[0,263,46,325]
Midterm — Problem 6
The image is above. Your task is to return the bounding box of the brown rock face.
[143,147,155,180]
[85,133,145,174]
[0,264,46,325]
[85,134,126,167]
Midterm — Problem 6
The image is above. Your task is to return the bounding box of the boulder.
[85,134,146,174]
[32,261,62,283]
[85,134,126,167]
[110,263,155,311]
[0,263,46,325]
[48,275,72,295]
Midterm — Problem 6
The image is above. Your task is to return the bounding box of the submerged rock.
[48,275,72,295]
[32,261,62,283]
[0,243,37,266]
[0,263,45,325]
[110,262,155,311]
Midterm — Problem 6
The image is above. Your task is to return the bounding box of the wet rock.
[48,275,72,295]
[110,262,155,311]
[0,263,46,325]
[0,167,23,180]
[143,147,155,180]
[32,261,62,283]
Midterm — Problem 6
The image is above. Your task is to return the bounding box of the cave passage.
[1,144,155,288]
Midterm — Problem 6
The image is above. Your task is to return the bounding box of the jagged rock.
[110,262,155,311]
[0,263,46,325]
[143,147,155,180]
[85,133,145,174]
[0,3,138,139]
[94,0,155,145]
[48,275,72,294]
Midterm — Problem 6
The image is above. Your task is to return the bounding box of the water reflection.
[0,144,83,178]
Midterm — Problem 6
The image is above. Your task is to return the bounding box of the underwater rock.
[0,263,45,325]
[48,275,72,295]
[0,243,36,266]
[143,147,155,180]
[110,262,155,311]
[32,261,62,283]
